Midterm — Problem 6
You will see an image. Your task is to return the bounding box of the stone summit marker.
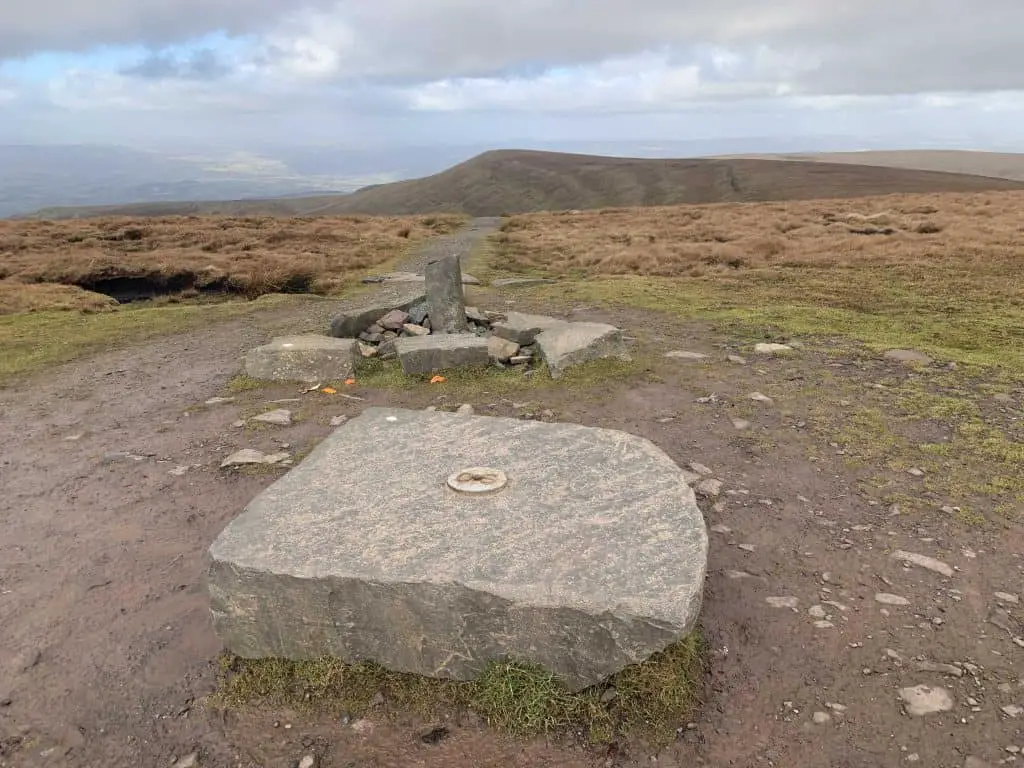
[207,407,708,692]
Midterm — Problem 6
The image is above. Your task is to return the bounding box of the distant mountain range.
[15,148,1024,220]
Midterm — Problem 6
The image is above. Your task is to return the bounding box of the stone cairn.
[351,255,535,370]
[245,255,633,383]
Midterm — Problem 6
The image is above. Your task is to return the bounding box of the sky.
[1,0,1024,152]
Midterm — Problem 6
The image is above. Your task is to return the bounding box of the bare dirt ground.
[1,219,1022,768]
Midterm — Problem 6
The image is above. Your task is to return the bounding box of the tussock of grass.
[0,281,119,315]
[0,213,466,310]
[213,633,705,744]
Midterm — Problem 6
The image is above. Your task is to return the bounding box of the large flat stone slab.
[362,271,481,286]
[535,322,632,379]
[491,311,568,346]
[329,286,426,338]
[207,407,708,691]
[245,335,358,384]
[395,334,489,375]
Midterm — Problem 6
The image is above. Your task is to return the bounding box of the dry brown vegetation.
[0,213,465,313]
[493,190,1024,283]
[489,190,1024,371]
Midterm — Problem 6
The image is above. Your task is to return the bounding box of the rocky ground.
[1,219,1022,768]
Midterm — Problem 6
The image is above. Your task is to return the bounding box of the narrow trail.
[0,216,1021,768]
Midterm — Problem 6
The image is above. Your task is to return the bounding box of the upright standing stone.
[425,255,468,334]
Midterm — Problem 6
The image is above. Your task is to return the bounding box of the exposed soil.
[1,220,1022,768]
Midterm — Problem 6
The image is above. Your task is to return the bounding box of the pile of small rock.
[352,303,536,368]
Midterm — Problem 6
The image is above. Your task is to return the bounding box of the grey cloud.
[0,0,333,59]
[121,48,229,80]
[263,0,1024,95]
[3,0,1024,98]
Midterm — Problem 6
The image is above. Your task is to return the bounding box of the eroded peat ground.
[1,220,1022,768]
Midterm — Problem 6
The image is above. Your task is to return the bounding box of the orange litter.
[344,378,356,386]
[430,375,447,384]
[320,387,337,394]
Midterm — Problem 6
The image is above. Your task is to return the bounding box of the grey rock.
[245,336,358,384]
[100,451,147,465]
[766,597,799,610]
[465,306,489,324]
[362,271,479,286]
[748,392,774,404]
[425,255,469,334]
[753,343,794,355]
[172,753,199,768]
[491,277,556,288]
[884,349,933,365]
[207,407,708,692]
[727,355,748,365]
[487,336,520,362]
[812,711,832,725]
[995,592,1020,604]
[395,335,489,375]
[359,331,384,344]
[205,397,236,406]
[251,409,293,427]
[377,339,398,361]
[357,342,377,358]
[664,351,708,361]
[695,479,724,497]
[898,685,953,716]
[875,593,910,606]
[298,757,316,768]
[455,404,475,415]
[402,323,430,337]
[689,462,713,476]
[915,661,964,677]
[535,322,632,379]
[492,312,567,345]
[891,550,954,578]
[407,301,429,325]
[220,449,289,468]
[330,289,426,338]
[330,415,349,427]
[509,355,532,366]
[907,467,926,477]
[377,310,410,331]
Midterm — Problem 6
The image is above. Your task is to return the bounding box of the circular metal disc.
[446,467,508,494]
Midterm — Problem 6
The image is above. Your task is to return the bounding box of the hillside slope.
[718,150,1024,182]
[20,149,1024,220]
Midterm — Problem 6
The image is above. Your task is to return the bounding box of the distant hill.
[717,150,1024,182]
[19,149,1024,220]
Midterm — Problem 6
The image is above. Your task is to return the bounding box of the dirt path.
[2,219,1022,767]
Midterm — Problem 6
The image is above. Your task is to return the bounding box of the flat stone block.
[245,335,358,384]
[535,322,632,379]
[491,277,556,288]
[207,407,708,691]
[394,334,489,375]
[491,311,567,346]
[329,287,426,338]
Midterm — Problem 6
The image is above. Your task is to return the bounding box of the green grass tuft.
[211,633,705,745]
